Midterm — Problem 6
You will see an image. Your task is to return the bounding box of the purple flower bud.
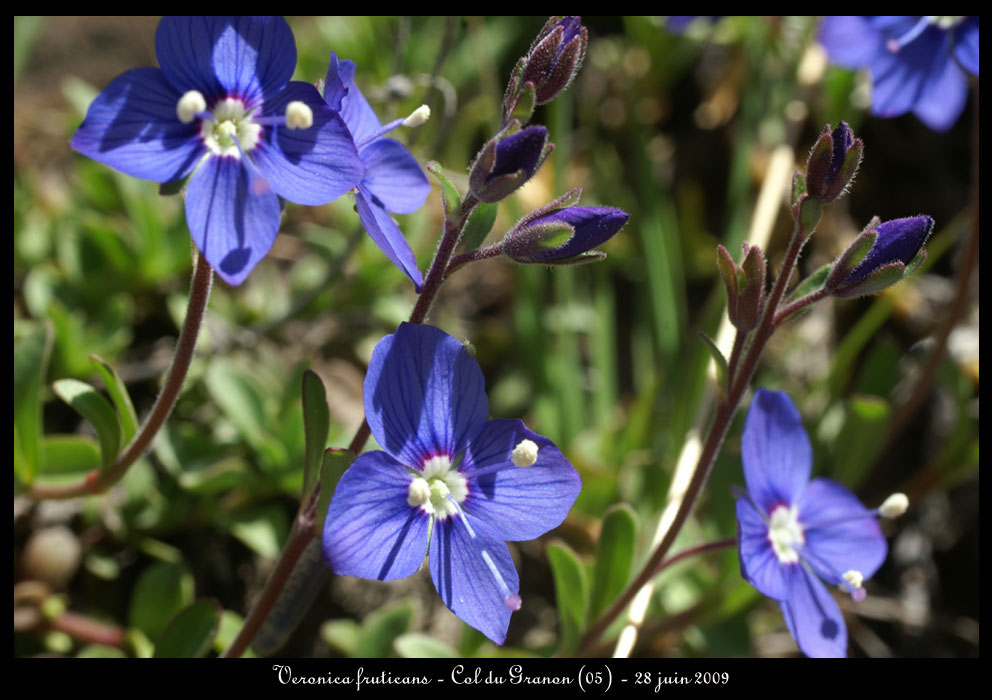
[469,125,550,203]
[717,242,766,331]
[503,205,629,264]
[827,215,933,298]
[805,122,863,204]
[520,16,588,105]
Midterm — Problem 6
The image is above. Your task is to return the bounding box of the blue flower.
[322,322,581,644]
[70,17,363,286]
[819,16,979,131]
[735,389,893,657]
[323,53,430,291]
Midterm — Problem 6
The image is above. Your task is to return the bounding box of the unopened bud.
[827,216,933,298]
[469,124,550,203]
[805,122,863,204]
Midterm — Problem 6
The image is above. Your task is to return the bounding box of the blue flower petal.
[460,419,581,541]
[355,187,424,291]
[781,564,847,658]
[741,389,811,513]
[736,498,789,601]
[871,27,951,119]
[322,450,430,581]
[365,323,488,467]
[429,513,518,644]
[799,478,887,584]
[953,18,980,76]
[70,67,205,183]
[251,82,364,205]
[912,50,969,131]
[819,16,880,69]
[325,52,381,145]
[184,156,281,286]
[360,139,431,215]
[156,17,295,105]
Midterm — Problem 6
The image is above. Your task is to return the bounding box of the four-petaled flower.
[735,389,893,657]
[819,16,979,132]
[71,16,364,285]
[322,322,582,644]
[323,53,431,291]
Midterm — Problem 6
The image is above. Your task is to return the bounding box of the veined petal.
[741,389,812,513]
[912,50,969,131]
[322,451,430,581]
[460,419,581,541]
[252,82,364,205]
[355,187,424,291]
[70,67,205,183]
[364,323,488,467]
[781,564,847,658]
[360,139,430,214]
[429,512,518,644]
[185,156,281,286]
[736,498,790,601]
[953,18,980,76]
[870,27,951,118]
[819,16,879,69]
[324,52,381,144]
[157,17,295,105]
[799,478,887,584]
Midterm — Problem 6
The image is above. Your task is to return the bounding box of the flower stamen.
[878,493,909,518]
[355,104,431,149]
[177,90,207,124]
[511,439,539,467]
[448,496,521,611]
[767,504,804,564]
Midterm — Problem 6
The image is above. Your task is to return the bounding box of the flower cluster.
[735,389,905,657]
[72,16,364,285]
[819,16,979,131]
[322,323,581,644]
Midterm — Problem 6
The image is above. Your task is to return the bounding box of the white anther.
[177,90,207,124]
[842,570,864,589]
[407,477,431,508]
[402,104,431,128]
[285,101,313,130]
[879,493,909,518]
[511,439,539,467]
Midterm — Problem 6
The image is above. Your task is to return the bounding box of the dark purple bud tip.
[504,206,629,263]
[831,215,933,297]
[469,125,549,203]
[806,122,862,204]
[520,16,588,106]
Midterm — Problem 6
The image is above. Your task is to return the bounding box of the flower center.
[406,455,467,519]
[767,504,804,564]
[202,97,261,158]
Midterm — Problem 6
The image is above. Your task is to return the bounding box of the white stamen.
[402,104,431,128]
[512,439,539,467]
[177,90,206,124]
[767,504,804,564]
[408,477,431,509]
[422,455,452,479]
[201,97,261,157]
[417,455,466,519]
[285,101,313,130]
[842,570,864,589]
[879,493,909,518]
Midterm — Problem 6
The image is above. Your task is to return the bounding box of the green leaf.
[90,354,139,444]
[128,562,194,641]
[697,331,729,394]
[213,610,257,658]
[301,370,330,503]
[52,378,122,472]
[789,262,832,302]
[320,619,360,656]
[14,322,53,486]
[460,201,499,251]
[227,505,289,559]
[205,359,286,468]
[547,540,588,654]
[355,600,415,658]
[831,395,891,488]
[394,633,458,658]
[314,448,355,536]
[41,435,101,478]
[77,644,126,658]
[589,504,639,620]
[427,161,461,219]
[153,599,221,658]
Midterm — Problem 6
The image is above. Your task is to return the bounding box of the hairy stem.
[29,253,213,500]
